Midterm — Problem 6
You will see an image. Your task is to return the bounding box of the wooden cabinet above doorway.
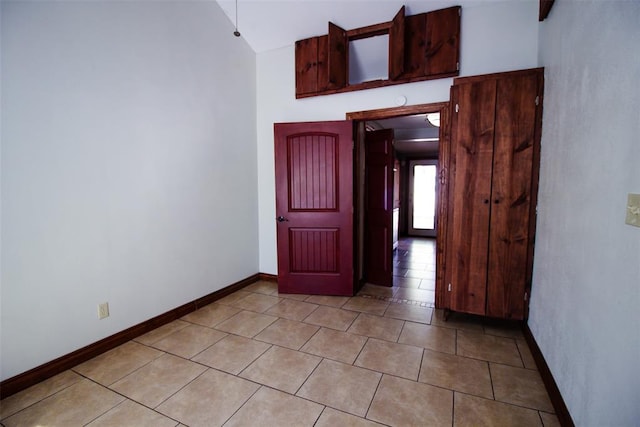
[295,6,461,98]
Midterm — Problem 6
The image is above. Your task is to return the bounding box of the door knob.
[277,216,289,222]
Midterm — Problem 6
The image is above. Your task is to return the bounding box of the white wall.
[0,1,257,380]
[531,1,640,425]
[257,0,539,274]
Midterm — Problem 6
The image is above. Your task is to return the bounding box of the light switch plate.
[625,193,640,227]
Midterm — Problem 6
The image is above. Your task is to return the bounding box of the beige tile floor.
[358,237,438,308]
[0,239,560,427]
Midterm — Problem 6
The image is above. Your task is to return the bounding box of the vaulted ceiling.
[214,0,511,155]
[215,0,501,54]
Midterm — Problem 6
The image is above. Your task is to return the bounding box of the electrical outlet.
[626,193,640,227]
[98,302,110,319]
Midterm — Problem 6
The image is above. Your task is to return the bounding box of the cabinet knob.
[483,199,489,204]
[494,199,500,204]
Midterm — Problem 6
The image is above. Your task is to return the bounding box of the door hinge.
[456,61,460,71]
[439,168,447,185]
[524,292,528,301]
[535,96,539,106]
[448,283,452,292]
[455,103,459,113]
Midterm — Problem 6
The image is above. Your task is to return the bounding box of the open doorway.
[347,102,450,308]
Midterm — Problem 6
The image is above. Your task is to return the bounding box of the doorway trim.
[347,101,451,308]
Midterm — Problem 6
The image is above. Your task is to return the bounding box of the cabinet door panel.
[317,35,329,92]
[425,6,461,76]
[389,6,405,80]
[446,79,496,315]
[486,74,538,319]
[295,37,319,96]
[328,22,347,89]
[403,14,427,79]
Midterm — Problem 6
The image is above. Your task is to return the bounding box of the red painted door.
[274,121,354,296]
[364,129,395,287]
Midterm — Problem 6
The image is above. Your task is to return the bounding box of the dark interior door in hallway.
[364,129,395,287]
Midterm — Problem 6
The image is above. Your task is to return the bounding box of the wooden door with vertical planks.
[445,68,543,319]
[274,121,354,296]
[486,73,539,319]
[446,79,497,315]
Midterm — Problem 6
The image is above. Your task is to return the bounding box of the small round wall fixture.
[395,95,407,106]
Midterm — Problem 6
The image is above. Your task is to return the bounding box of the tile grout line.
[82,399,129,427]
[5,273,558,426]
[395,320,407,344]
[219,382,263,426]
[487,362,496,401]
[538,409,546,426]
[352,336,371,367]
[451,389,456,427]
[454,388,559,415]
[0,375,84,422]
[143,367,208,419]
[362,370,385,423]
[80,370,183,426]
[291,354,324,397]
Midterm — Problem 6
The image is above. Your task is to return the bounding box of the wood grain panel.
[486,73,539,320]
[328,22,347,89]
[389,6,405,80]
[425,6,461,76]
[295,37,318,96]
[446,79,497,316]
[317,35,329,92]
[288,134,337,211]
[290,228,339,273]
[454,68,543,86]
[295,7,460,98]
[347,102,450,122]
[436,104,452,309]
[403,13,427,79]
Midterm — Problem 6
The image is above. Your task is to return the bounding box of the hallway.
[358,237,436,307]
